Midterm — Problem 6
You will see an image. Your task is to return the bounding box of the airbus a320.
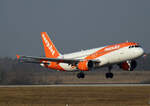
[16,32,144,79]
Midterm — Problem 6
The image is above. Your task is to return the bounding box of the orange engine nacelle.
[119,60,137,71]
[77,60,94,71]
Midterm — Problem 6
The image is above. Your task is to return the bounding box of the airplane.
[16,32,144,79]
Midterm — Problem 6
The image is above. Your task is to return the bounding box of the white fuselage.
[58,46,144,71]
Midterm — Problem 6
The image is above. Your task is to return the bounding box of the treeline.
[0,54,149,85]
[136,53,150,70]
[0,57,54,85]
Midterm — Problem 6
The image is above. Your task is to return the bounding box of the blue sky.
[0,0,150,57]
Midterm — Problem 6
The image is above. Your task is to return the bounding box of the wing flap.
[16,55,101,65]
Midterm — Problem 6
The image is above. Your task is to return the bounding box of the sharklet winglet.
[16,54,20,59]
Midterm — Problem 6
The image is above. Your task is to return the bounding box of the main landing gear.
[76,66,114,79]
[105,66,114,79]
[77,72,85,79]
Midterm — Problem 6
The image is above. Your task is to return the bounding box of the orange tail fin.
[41,32,61,58]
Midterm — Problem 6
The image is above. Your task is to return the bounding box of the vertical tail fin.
[41,32,61,58]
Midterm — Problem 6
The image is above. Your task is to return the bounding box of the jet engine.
[77,60,94,71]
[118,60,137,71]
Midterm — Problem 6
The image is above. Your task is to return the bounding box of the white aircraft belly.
[59,63,77,71]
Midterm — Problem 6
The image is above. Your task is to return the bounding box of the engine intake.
[77,60,94,71]
[119,60,137,71]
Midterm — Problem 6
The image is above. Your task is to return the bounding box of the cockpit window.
[129,45,141,48]
[135,45,141,47]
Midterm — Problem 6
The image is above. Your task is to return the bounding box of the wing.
[16,55,101,65]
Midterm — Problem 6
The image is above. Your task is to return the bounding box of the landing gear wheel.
[77,72,85,79]
[106,66,114,79]
[106,72,114,79]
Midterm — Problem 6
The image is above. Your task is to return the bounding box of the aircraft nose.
[135,47,144,57]
[139,48,144,56]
